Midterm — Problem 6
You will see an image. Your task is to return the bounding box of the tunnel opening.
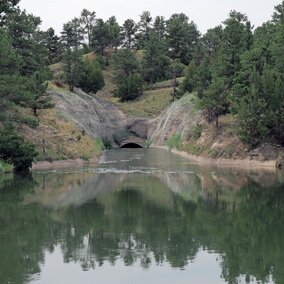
[120,143,143,148]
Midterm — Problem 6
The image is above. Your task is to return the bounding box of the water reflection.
[0,149,284,284]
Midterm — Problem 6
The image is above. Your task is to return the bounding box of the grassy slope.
[96,66,176,118]
[21,83,103,162]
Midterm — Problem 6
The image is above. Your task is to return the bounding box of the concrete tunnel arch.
[120,143,144,148]
[118,136,145,148]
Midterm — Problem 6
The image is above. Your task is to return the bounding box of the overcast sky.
[19,0,280,34]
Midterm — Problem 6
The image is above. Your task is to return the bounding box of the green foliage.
[42,28,63,64]
[91,18,111,54]
[113,49,143,101]
[78,59,105,94]
[181,60,197,93]
[26,70,54,116]
[192,124,203,139]
[142,34,170,85]
[122,19,137,48]
[183,143,202,155]
[236,86,269,148]
[114,73,143,101]
[0,160,13,174]
[166,133,182,151]
[166,13,200,64]
[63,48,83,91]
[5,8,46,76]
[80,9,96,47]
[0,126,38,171]
[113,48,139,76]
[102,137,112,149]
[199,77,228,127]
[106,16,122,50]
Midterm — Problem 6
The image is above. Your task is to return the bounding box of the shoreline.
[32,147,280,171]
[155,146,278,169]
[32,156,99,170]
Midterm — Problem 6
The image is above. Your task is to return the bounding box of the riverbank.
[32,156,99,170]
[155,146,279,169]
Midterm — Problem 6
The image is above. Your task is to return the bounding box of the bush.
[0,126,38,171]
[0,160,13,174]
[114,74,143,101]
[166,133,182,151]
[78,60,105,94]
[192,123,203,139]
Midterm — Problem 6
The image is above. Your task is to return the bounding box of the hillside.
[19,50,284,168]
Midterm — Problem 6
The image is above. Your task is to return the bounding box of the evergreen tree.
[113,49,143,101]
[5,8,46,75]
[80,9,96,47]
[78,60,105,94]
[106,16,122,50]
[142,34,170,86]
[0,0,19,23]
[166,13,200,64]
[199,77,228,127]
[63,48,83,91]
[153,16,166,40]
[237,85,268,147]
[201,26,223,60]
[42,27,62,64]
[61,18,84,49]
[272,1,284,24]
[122,19,137,49]
[0,125,38,171]
[91,18,111,55]
[26,71,54,116]
[136,11,152,49]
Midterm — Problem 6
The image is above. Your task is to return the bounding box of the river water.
[0,148,284,284]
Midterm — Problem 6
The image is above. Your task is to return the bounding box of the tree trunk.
[215,114,219,128]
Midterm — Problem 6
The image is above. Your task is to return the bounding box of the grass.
[151,77,184,90]
[22,108,103,162]
[0,160,13,174]
[117,88,173,118]
[166,134,183,151]
[181,143,203,156]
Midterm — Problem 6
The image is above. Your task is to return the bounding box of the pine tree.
[27,71,54,116]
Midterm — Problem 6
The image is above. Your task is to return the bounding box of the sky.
[19,0,280,34]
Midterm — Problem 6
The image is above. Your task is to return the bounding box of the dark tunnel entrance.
[120,143,143,148]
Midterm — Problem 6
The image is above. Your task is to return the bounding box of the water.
[0,148,284,284]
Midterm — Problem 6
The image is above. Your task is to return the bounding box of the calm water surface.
[0,148,284,284]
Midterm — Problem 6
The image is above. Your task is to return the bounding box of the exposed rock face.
[49,88,149,147]
[49,88,201,149]
[148,94,202,146]
[49,88,128,145]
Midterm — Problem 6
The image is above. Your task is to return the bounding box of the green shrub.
[114,73,143,101]
[78,60,105,94]
[145,139,152,148]
[0,126,38,171]
[21,116,40,128]
[183,143,202,155]
[166,133,182,151]
[102,137,112,149]
[192,123,203,139]
[0,160,13,174]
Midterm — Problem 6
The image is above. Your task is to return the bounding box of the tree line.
[0,0,283,171]
[56,4,284,148]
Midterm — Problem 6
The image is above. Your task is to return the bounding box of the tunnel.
[120,143,143,148]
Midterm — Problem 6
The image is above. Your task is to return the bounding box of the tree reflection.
[0,170,284,283]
